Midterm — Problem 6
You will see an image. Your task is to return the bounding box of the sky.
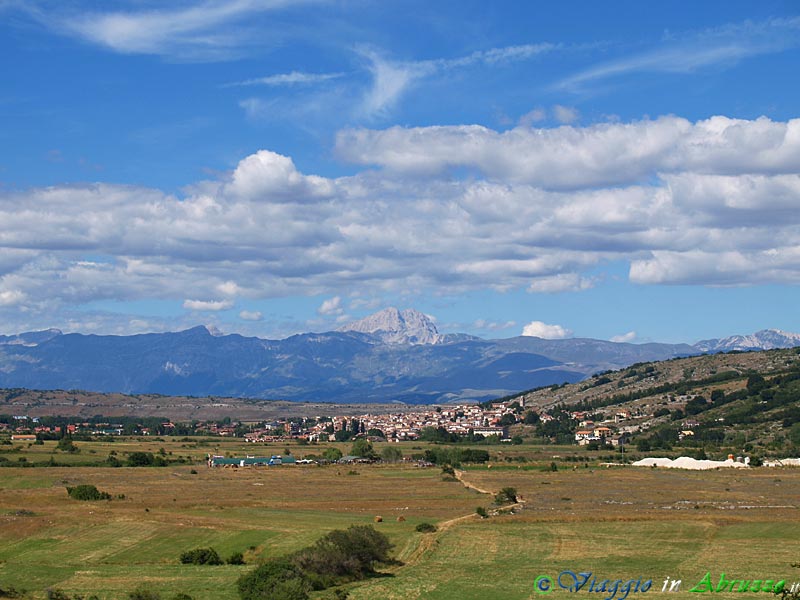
[1,0,799,344]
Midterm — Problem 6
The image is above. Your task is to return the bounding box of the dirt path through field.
[397,469,525,568]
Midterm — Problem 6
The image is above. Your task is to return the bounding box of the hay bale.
[396,516,406,522]
[374,515,383,522]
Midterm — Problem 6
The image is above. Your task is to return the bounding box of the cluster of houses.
[4,396,702,449]
[570,410,633,447]
[241,402,519,444]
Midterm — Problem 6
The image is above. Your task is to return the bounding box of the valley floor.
[1,440,799,599]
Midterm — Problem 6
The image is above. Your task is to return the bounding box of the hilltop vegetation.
[511,347,800,456]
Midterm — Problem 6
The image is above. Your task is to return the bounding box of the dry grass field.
[1,439,800,599]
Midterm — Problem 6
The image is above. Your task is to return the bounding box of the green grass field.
[1,439,799,599]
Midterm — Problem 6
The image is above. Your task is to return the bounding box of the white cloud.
[356,43,556,119]
[518,107,547,127]
[239,310,263,321]
[0,289,25,306]
[522,321,572,339]
[51,0,316,60]
[217,281,241,296]
[528,274,595,293]
[317,296,343,316]
[611,331,637,343]
[335,116,800,188]
[2,114,800,333]
[225,71,344,87]
[226,149,332,200]
[358,48,429,118]
[474,319,516,331]
[556,16,800,92]
[553,105,579,124]
[183,299,234,311]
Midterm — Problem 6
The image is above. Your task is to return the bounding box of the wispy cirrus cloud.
[557,16,800,92]
[224,70,344,88]
[37,0,322,61]
[357,42,556,119]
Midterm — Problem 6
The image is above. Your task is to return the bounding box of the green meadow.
[1,439,799,599]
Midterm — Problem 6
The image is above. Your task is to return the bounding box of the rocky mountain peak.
[337,307,443,345]
[694,328,800,353]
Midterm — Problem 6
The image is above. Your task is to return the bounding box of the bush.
[293,525,392,581]
[237,525,393,600]
[57,437,79,453]
[46,591,99,600]
[237,558,311,600]
[179,547,223,565]
[227,552,245,565]
[127,452,155,467]
[129,589,161,600]
[66,485,111,501]
[415,523,437,533]
[495,487,518,504]
[476,506,488,518]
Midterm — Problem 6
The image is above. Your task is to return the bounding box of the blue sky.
[1,0,799,344]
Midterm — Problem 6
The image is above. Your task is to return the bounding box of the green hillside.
[512,347,800,457]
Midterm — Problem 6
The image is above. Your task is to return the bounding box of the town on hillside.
[2,396,646,448]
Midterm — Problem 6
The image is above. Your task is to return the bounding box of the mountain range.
[0,308,798,404]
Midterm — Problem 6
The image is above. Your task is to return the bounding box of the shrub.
[495,487,518,504]
[227,552,245,565]
[66,485,111,501]
[476,506,488,518]
[415,523,437,533]
[293,525,392,581]
[237,558,311,600]
[179,547,223,565]
[57,437,79,453]
[127,452,155,467]
[129,589,161,600]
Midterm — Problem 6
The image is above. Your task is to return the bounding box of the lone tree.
[350,438,376,459]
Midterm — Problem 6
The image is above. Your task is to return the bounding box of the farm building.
[208,454,297,467]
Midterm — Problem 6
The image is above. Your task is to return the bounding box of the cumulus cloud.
[522,321,572,339]
[518,107,547,127]
[317,296,343,316]
[553,105,579,124]
[239,310,263,321]
[2,115,800,332]
[611,331,637,343]
[183,299,234,311]
[335,116,800,188]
